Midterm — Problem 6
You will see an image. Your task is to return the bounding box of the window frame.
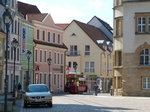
[142,77,150,89]
[140,49,150,66]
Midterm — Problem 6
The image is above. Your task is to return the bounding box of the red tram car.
[65,73,87,94]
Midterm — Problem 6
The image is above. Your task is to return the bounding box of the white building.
[113,0,150,96]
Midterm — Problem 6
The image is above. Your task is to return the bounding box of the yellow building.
[64,20,113,92]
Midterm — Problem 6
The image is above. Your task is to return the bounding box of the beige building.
[64,20,113,92]
[113,0,150,96]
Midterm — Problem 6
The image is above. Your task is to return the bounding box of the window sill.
[137,65,150,69]
[114,66,123,69]
[135,32,150,35]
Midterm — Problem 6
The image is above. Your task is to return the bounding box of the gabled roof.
[74,20,110,51]
[18,1,41,18]
[56,24,69,30]
[27,13,48,22]
[94,16,113,31]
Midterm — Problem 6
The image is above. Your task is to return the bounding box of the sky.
[18,0,113,27]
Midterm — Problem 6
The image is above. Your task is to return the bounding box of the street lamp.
[26,50,32,89]
[2,6,13,112]
[73,62,78,73]
[47,57,52,90]
[11,38,19,99]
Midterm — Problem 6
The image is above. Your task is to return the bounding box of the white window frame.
[85,45,90,56]
[140,49,150,65]
[143,77,150,89]
[85,62,95,73]
[137,17,146,33]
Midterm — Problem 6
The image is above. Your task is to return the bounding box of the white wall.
[123,2,150,53]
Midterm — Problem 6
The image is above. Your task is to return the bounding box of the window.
[115,17,123,37]
[140,49,150,65]
[61,54,63,64]
[44,74,47,84]
[18,21,20,35]
[114,0,122,7]
[114,50,122,66]
[69,45,78,56]
[85,62,95,73]
[44,51,47,62]
[58,34,60,44]
[48,32,50,42]
[85,45,90,56]
[137,17,146,33]
[68,62,71,68]
[35,50,37,62]
[15,20,17,34]
[54,74,56,85]
[37,30,39,40]
[53,33,55,43]
[40,73,42,84]
[40,50,42,62]
[54,53,56,64]
[11,47,13,60]
[43,31,45,41]
[143,77,150,89]
[57,75,59,88]
[17,48,19,61]
[135,14,150,34]
[58,53,60,64]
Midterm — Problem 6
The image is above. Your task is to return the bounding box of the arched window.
[140,49,150,65]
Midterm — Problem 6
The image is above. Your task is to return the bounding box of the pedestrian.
[94,83,98,96]
[17,83,22,91]
[17,83,22,99]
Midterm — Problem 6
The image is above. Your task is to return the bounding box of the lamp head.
[47,57,52,65]
[2,7,12,24]
[11,38,19,48]
[26,50,32,59]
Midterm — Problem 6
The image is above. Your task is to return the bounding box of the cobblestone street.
[13,93,150,112]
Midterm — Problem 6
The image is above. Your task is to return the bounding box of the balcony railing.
[67,51,80,56]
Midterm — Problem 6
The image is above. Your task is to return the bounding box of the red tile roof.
[33,40,67,49]
[27,13,48,22]
[74,20,110,51]
[18,1,41,18]
[55,24,69,30]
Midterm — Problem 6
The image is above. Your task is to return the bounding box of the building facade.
[113,0,150,96]
[0,1,5,94]
[64,20,113,92]
[27,13,67,93]
[20,20,34,91]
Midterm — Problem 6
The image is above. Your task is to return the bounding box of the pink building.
[27,13,67,92]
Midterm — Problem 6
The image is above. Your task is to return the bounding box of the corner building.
[113,0,150,96]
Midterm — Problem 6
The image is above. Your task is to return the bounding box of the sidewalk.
[0,94,22,112]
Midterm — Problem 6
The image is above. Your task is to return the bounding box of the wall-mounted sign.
[22,28,26,53]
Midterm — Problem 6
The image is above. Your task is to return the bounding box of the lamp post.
[73,62,78,73]
[11,38,19,99]
[26,50,32,90]
[47,57,52,90]
[2,7,13,112]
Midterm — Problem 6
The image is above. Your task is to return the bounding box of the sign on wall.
[22,28,26,53]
